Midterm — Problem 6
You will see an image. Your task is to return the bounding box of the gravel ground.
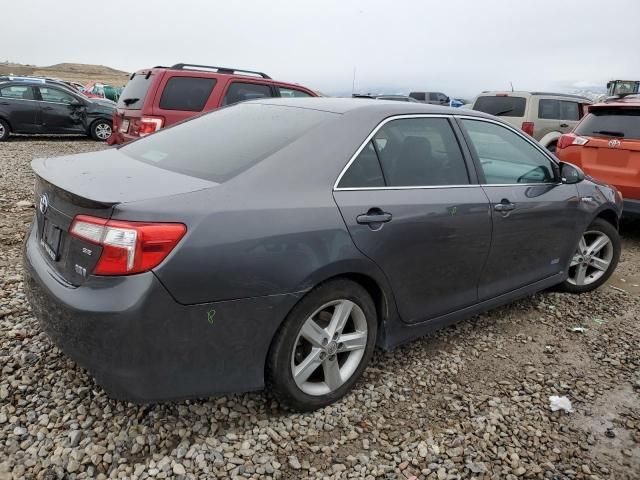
[1,137,639,480]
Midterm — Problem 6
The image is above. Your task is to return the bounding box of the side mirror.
[560,162,585,184]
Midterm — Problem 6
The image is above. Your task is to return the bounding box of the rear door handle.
[357,210,392,224]
[42,106,53,111]
[560,123,569,128]
[494,201,515,212]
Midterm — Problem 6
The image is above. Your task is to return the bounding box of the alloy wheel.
[95,123,112,140]
[567,230,613,286]
[291,299,368,396]
[0,123,5,138]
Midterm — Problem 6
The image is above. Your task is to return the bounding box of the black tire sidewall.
[0,119,9,141]
[267,279,378,411]
[562,218,621,294]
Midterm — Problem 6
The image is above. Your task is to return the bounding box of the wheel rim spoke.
[293,348,323,384]
[575,263,588,285]
[588,235,610,255]
[590,256,610,271]
[300,319,326,348]
[570,254,581,267]
[578,237,587,254]
[322,357,342,390]
[327,300,354,337]
[338,331,367,352]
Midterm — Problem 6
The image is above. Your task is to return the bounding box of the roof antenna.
[510,81,514,92]
[352,68,357,95]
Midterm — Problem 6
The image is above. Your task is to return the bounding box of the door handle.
[0,101,9,105]
[356,209,392,225]
[42,106,53,111]
[494,200,515,212]
[560,123,569,128]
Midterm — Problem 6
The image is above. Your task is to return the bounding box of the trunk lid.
[31,148,215,285]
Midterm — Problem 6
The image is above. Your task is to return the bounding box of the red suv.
[109,63,317,144]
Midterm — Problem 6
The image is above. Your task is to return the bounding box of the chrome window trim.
[0,96,39,103]
[333,113,562,192]
[333,114,464,191]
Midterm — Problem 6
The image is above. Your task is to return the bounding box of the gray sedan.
[23,98,622,411]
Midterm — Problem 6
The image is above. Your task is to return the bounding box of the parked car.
[556,96,640,215]
[24,98,622,410]
[82,81,123,102]
[472,91,592,152]
[409,91,450,105]
[0,80,114,141]
[375,95,420,102]
[109,63,317,144]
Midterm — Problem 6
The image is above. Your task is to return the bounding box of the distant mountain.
[0,62,130,86]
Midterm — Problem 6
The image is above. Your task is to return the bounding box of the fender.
[539,131,562,148]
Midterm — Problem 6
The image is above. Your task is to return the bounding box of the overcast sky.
[4,0,639,97]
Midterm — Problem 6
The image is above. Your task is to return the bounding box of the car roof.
[590,96,640,109]
[246,97,492,117]
[478,91,591,101]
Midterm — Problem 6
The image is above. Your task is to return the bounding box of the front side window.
[38,87,76,104]
[462,119,556,184]
[560,101,580,121]
[159,77,217,111]
[338,117,470,188]
[409,92,425,101]
[278,87,312,98]
[0,85,34,100]
[223,82,273,106]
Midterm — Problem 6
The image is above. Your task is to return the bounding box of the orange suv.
[556,96,640,215]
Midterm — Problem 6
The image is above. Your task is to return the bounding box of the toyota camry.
[24,98,622,411]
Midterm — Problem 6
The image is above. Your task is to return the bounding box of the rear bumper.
[23,224,300,402]
[107,130,138,145]
[623,198,640,216]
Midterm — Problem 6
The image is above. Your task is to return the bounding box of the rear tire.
[560,218,620,293]
[0,119,10,141]
[90,119,112,141]
[266,279,377,411]
[547,141,557,153]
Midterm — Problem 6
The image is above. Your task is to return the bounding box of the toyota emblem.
[39,193,49,214]
[608,139,621,149]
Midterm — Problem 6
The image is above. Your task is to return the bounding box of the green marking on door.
[207,309,216,324]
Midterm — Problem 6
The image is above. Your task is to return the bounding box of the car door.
[459,117,583,300]
[536,98,562,140]
[36,86,86,133]
[333,116,492,323]
[0,84,41,133]
[559,100,581,133]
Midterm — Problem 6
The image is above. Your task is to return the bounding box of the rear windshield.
[117,73,152,109]
[473,96,526,117]
[120,103,335,182]
[575,108,640,140]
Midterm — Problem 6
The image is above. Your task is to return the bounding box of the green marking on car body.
[207,309,216,324]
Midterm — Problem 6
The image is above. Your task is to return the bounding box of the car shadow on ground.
[9,135,99,142]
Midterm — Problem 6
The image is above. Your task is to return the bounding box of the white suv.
[471,91,592,152]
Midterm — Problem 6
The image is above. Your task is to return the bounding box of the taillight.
[70,215,186,275]
[138,116,164,136]
[557,133,589,150]
[521,122,534,136]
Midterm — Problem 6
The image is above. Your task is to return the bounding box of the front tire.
[561,218,620,293]
[0,119,10,141]
[90,119,112,141]
[547,141,557,153]
[266,279,377,411]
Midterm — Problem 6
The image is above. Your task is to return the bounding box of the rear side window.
[121,103,334,182]
[560,101,580,121]
[409,92,425,101]
[339,117,470,188]
[117,73,153,109]
[278,87,312,98]
[223,82,273,106]
[0,85,34,100]
[575,108,640,140]
[538,99,581,121]
[159,77,217,111]
[473,96,526,117]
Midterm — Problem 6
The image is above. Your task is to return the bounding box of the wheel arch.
[0,115,12,130]
[595,208,619,230]
[87,116,112,135]
[539,131,562,148]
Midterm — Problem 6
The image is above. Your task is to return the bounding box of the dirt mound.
[0,62,130,87]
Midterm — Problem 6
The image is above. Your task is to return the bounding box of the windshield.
[121,103,336,182]
[575,108,640,140]
[117,73,152,109]
[473,96,526,117]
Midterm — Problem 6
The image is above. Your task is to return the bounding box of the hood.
[31,148,217,204]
